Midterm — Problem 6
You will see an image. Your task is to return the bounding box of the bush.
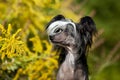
[0,0,78,80]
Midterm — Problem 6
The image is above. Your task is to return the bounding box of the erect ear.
[51,14,65,21]
[46,14,65,29]
[78,16,97,46]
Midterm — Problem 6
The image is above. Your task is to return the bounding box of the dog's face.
[46,15,96,48]
[46,20,78,47]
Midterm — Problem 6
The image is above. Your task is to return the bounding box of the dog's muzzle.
[49,35,54,41]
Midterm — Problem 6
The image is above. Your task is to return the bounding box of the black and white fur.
[46,15,97,80]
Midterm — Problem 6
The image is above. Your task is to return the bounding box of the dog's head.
[46,15,77,47]
[46,15,97,49]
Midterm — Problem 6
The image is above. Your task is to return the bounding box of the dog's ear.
[51,14,65,21]
[46,14,65,29]
[78,16,97,47]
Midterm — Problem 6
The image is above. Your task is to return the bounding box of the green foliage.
[75,0,120,80]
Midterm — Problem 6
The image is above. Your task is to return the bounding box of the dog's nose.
[49,36,54,41]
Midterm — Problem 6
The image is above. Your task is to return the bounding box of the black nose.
[49,36,54,41]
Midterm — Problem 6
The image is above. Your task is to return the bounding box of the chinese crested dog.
[46,15,97,80]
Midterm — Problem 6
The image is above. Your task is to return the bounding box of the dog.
[46,15,97,80]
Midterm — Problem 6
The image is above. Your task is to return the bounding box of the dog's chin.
[51,39,70,47]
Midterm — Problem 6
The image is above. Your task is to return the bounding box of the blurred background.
[0,0,120,80]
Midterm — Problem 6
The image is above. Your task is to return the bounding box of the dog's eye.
[54,28,63,33]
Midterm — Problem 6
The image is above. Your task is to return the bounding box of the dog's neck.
[57,46,88,80]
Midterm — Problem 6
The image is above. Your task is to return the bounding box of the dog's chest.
[57,53,75,80]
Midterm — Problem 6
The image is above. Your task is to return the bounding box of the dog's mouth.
[49,32,67,44]
[51,39,65,43]
[50,36,66,43]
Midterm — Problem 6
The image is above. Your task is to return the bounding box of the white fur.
[57,50,75,80]
[47,20,76,35]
